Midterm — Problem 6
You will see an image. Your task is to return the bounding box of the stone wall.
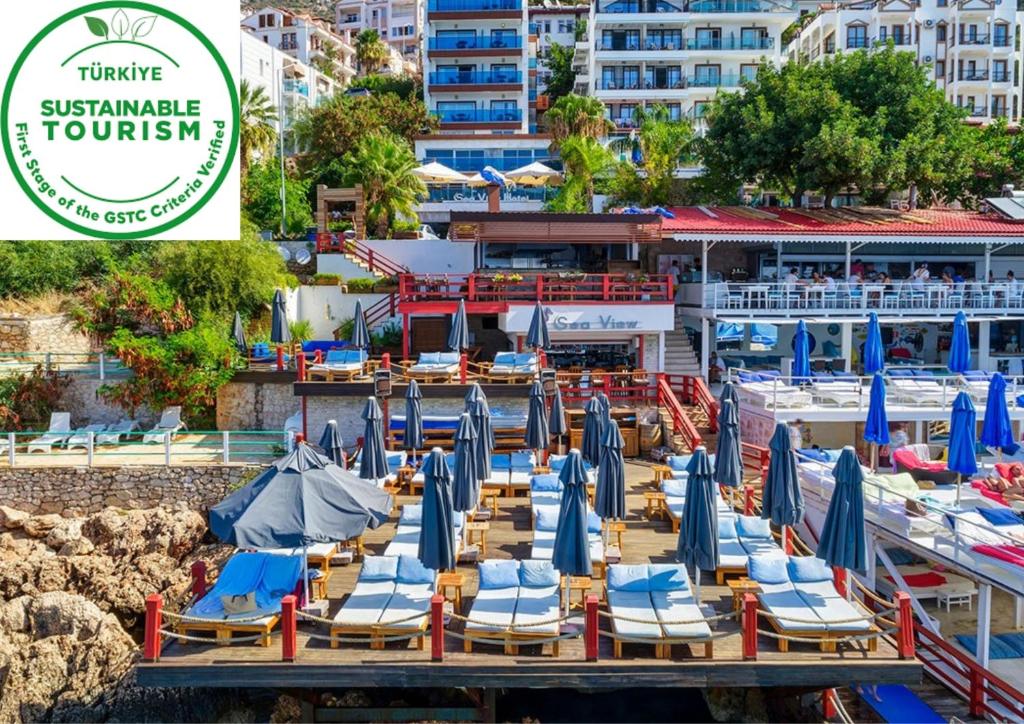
[217,380,297,431]
[0,314,93,354]
[58,377,156,427]
[0,465,263,516]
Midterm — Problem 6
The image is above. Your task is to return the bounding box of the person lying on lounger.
[981,466,1024,502]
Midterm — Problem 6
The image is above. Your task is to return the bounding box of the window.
[695,28,722,49]
[558,20,574,33]
[994,24,1009,47]
[740,64,758,82]
[344,13,359,23]
[644,65,681,89]
[258,14,266,27]
[647,29,682,49]
[994,59,1009,82]
[846,25,867,49]
[693,65,721,86]
[937,0,947,6]
[740,27,767,49]
[601,29,640,50]
[935,60,945,79]
[936,24,946,42]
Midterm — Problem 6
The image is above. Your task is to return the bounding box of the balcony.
[282,79,310,97]
[421,155,560,172]
[871,35,913,46]
[846,38,869,49]
[427,36,523,51]
[957,34,991,46]
[960,105,988,117]
[399,273,675,305]
[955,69,989,81]
[596,0,795,13]
[427,0,522,12]
[695,280,1024,318]
[423,185,556,203]
[598,37,774,50]
[428,70,523,88]
[433,108,523,124]
[993,70,1012,82]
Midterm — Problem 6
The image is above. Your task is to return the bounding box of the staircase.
[316,238,409,280]
[663,309,701,377]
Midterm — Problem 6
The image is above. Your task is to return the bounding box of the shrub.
[0,366,71,430]
[312,273,342,286]
[289,319,314,342]
[372,320,403,349]
[345,278,378,293]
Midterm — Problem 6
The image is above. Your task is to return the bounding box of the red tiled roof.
[660,207,1024,237]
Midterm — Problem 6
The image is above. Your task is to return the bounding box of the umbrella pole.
[564,576,571,618]
[956,472,962,510]
[693,565,701,604]
[871,443,878,473]
[302,544,310,610]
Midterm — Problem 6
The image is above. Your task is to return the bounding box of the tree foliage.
[348,73,419,100]
[0,241,154,298]
[0,367,70,430]
[544,94,614,149]
[242,157,314,234]
[342,132,426,237]
[355,29,391,74]
[542,42,577,103]
[608,105,695,206]
[548,135,614,212]
[239,79,277,181]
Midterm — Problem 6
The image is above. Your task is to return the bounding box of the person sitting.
[941,271,954,287]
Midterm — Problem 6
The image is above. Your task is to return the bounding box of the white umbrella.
[412,161,470,184]
[467,166,513,188]
[505,161,563,186]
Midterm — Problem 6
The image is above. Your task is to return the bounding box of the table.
[651,464,673,484]
[861,284,885,309]
[727,578,761,612]
[643,491,666,520]
[744,285,769,309]
[480,486,502,518]
[397,465,416,493]
[310,570,333,601]
[562,575,593,609]
[604,520,626,551]
[437,571,466,614]
[465,520,490,556]
[937,590,974,613]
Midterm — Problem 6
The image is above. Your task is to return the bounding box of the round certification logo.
[1,1,238,238]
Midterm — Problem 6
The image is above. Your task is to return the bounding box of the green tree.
[542,43,577,103]
[242,157,314,234]
[0,241,155,298]
[544,94,614,149]
[554,135,614,211]
[342,132,426,237]
[239,79,278,181]
[312,40,341,81]
[355,29,390,74]
[609,105,695,206]
[937,120,1024,206]
[348,73,419,100]
[797,107,880,207]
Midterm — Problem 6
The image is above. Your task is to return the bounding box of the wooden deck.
[137,461,922,690]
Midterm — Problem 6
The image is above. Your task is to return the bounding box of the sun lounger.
[383,504,465,558]
[886,369,950,406]
[530,505,605,576]
[95,419,139,446]
[178,551,302,646]
[811,373,863,407]
[892,448,958,485]
[662,452,717,482]
[502,450,538,493]
[528,474,563,511]
[660,478,732,533]
[463,560,562,655]
[748,555,876,653]
[734,372,812,409]
[353,449,408,487]
[488,352,539,382]
[874,563,976,602]
[25,412,72,453]
[407,352,462,382]
[64,423,108,451]
[329,555,435,649]
[716,516,784,583]
[142,406,185,444]
[306,349,367,382]
[410,452,455,494]
[548,454,596,485]
[605,564,713,659]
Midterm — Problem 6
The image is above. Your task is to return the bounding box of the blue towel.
[857,685,944,724]
[191,551,302,617]
[955,634,1023,660]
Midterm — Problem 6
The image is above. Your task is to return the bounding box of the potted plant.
[374,274,399,293]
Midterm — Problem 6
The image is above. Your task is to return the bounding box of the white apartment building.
[787,0,1021,123]
[422,0,531,133]
[240,30,340,153]
[530,4,589,96]
[335,0,423,70]
[575,0,797,128]
[241,7,358,85]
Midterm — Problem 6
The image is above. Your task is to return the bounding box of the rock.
[58,538,95,557]
[45,519,83,550]
[0,506,28,529]
[21,514,64,538]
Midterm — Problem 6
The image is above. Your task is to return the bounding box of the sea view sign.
[1,1,239,239]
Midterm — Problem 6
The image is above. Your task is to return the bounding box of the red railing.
[915,623,1024,719]
[363,292,398,331]
[561,384,659,406]
[315,234,408,277]
[398,273,674,304]
[657,375,702,452]
[742,442,770,484]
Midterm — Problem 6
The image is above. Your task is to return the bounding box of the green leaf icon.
[112,9,130,39]
[85,16,108,38]
[131,15,157,39]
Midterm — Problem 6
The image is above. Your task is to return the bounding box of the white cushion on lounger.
[383,524,420,558]
[530,529,555,560]
[509,471,533,488]
[465,585,516,632]
[588,534,605,564]
[333,579,395,626]
[757,580,827,632]
[512,584,560,635]
[382,582,434,629]
[719,537,749,568]
[531,491,561,510]
[648,564,711,639]
[741,538,783,557]
[607,589,661,639]
[794,579,871,632]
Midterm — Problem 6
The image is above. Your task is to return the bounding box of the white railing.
[0,352,127,380]
[702,281,1024,316]
[727,368,1024,412]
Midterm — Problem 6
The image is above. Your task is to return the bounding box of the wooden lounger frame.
[329,617,429,650]
[759,598,880,653]
[611,636,713,660]
[176,615,279,647]
[462,627,561,657]
[306,365,365,382]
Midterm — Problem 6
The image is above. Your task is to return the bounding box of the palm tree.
[609,104,694,205]
[355,30,391,75]
[544,94,614,149]
[558,135,614,211]
[239,79,277,180]
[342,132,426,237]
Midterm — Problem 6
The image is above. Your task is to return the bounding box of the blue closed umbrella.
[525,381,549,453]
[714,399,744,492]
[231,312,248,356]
[763,423,804,554]
[864,312,884,375]
[526,301,550,350]
[864,373,890,470]
[595,419,626,547]
[596,392,611,427]
[318,419,345,469]
[448,299,470,351]
[404,380,424,462]
[719,381,739,411]
[270,289,291,344]
[581,396,603,466]
[350,299,370,350]
[358,397,389,482]
[948,311,971,374]
[465,383,494,481]
[947,391,978,509]
[549,384,568,454]
[419,447,457,571]
[677,446,719,602]
[981,372,1014,455]
[792,320,811,383]
[553,449,593,614]
[816,446,867,575]
[451,412,480,512]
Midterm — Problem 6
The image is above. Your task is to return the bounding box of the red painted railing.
[915,623,1024,719]
[315,234,408,277]
[687,376,720,433]
[398,273,674,304]
[742,442,770,483]
[561,384,659,406]
[363,292,398,331]
[657,375,702,452]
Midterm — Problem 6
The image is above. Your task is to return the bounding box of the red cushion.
[892,448,948,472]
[972,481,1008,505]
[995,462,1017,481]
[974,544,1024,568]
[883,572,948,588]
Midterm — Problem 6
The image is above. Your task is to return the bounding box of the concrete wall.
[0,314,93,354]
[58,377,156,428]
[286,287,389,339]
[0,464,263,516]
[317,239,475,276]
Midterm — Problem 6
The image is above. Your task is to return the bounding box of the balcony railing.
[433,108,523,123]
[399,273,675,304]
[993,70,1011,82]
[429,70,523,85]
[872,35,912,46]
[421,156,560,172]
[597,0,793,11]
[428,0,521,10]
[846,38,868,48]
[960,105,988,117]
[957,34,991,45]
[428,35,522,50]
[282,80,310,97]
[424,185,556,203]
[597,74,740,90]
[598,37,774,50]
[954,69,989,81]
[697,280,1024,316]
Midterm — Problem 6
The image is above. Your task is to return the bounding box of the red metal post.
[301,397,308,442]
[468,274,476,301]
[895,592,915,659]
[969,669,985,718]
[281,594,297,662]
[368,248,376,274]
[742,593,758,660]
[297,352,306,382]
[517,335,523,353]
[584,594,599,661]
[430,594,445,661]
[744,486,754,516]
[295,433,305,445]
[276,345,284,372]
[782,527,793,555]
[602,275,610,301]
[822,689,836,719]
[665,275,674,302]
[381,352,391,370]
[190,560,207,599]
[460,353,468,384]
[402,314,410,360]
[536,275,544,301]
[636,335,644,370]
[833,566,847,597]
[315,349,323,364]
[143,594,163,661]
